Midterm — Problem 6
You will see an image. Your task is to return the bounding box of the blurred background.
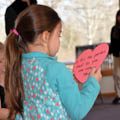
[0,0,119,62]
[0,1,120,120]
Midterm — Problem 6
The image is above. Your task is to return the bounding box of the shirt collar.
[22,52,57,60]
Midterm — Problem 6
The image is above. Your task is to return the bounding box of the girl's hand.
[90,67,102,82]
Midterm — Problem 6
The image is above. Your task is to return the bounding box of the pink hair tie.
[11,28,19,36]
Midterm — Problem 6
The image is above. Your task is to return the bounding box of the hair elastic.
[11,29,19,36]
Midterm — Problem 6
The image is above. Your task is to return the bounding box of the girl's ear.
[33,31,50,46]
[42,31,50,43]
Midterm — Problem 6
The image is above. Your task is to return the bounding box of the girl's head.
[115,9,120,26]
[15,4,61,56]
[5,5,61,119]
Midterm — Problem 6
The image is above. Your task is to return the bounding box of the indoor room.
[0,0,120,120]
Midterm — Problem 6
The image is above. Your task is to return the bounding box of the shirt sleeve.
[56,63,100,120]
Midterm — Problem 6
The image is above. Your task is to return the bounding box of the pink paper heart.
[73,43,109,83]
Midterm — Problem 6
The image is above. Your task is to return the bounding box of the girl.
[5,5,102,120]
[0,42,9,119]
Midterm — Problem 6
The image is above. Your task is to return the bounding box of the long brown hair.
[4,5,61,119]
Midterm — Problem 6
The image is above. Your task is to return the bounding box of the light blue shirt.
[16,52,100,120]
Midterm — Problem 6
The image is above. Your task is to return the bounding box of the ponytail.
[5,31,24,119]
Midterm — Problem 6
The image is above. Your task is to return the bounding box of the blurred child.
[0,42,9,119]
[0,42,5,108]
[5,5,102,120]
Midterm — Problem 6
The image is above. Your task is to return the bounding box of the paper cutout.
[73,43,109,83]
